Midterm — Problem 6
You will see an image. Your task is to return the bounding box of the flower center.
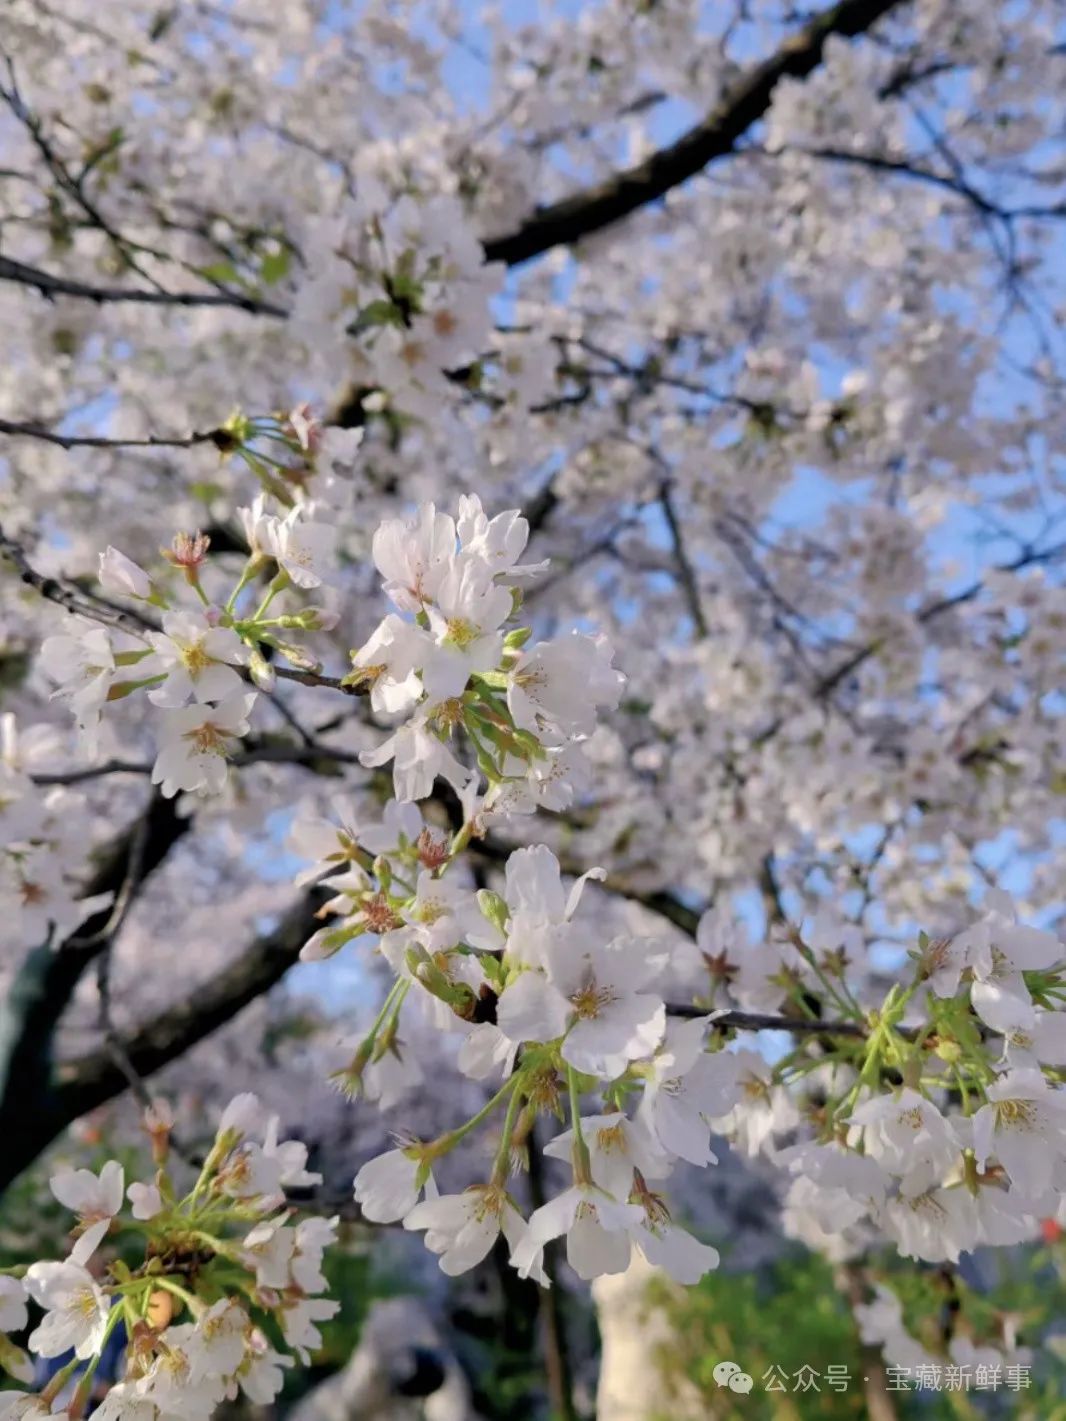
[904,1191,946,1221]
[514,666,546,691]
[416,828,450,869]
[570,981,615,1019]
[595,1122,626,1155]
[72,1285,100,1319]
[363,893,402,933]
[178,638,212,678]
[471,1184,506,1223]
[445,617,480,649]
[433,309,458,338]
[184,722,228,755]
[996,1098,1037,1131]
[400,339,426,369]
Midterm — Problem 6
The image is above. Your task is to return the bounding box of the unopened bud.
[248,647,276,690]
[271,640,321,672]
[405,947,477,1017]
[304,607,339,632]
[477,889,509,936]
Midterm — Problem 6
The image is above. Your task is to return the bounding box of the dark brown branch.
[0,792,189,1192]
[1,525,368,703]
[668,1003,870,1039]
[53,890,326,1134]
[0,417,229,451]
[0,254,285,316]
[0,522,158,636]
[659,481,709,638]
[482,0,909,265]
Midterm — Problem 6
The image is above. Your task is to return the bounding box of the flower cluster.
[298,813,726,1283]
[768,892,1066,1272]
[41,490,341,797]
[0,1096,337,1419]
[0,715,111,952]
[30,492,1066,1378]
[290,188,506,420]
[349,495,623,814]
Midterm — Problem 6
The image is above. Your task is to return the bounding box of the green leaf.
[259,247,291,285]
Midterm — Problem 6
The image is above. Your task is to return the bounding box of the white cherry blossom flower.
[145,610,248,708]
[544,1113,672,1197]
[280,1296,340,1364]
[49,1159,124,1264]
[455,495,547,582]
[273,505,337,588]
[40,628,116,749]
[497,935,667,1079]
[0,1279,27,1335]
[353,1148,434,1223]
[360,714,473,803]
[421,559,513,700]
[151,690,256,797]
[92,1384,159,1421]
[969,890,1063,1032]
[404,1185,530,1276]
[510,1184,642,1282]
[973,1069,1066,1195]
[881,1186,977,1263]
[188,1299,248,1381]
[373,504,456,613]
[507,633,624,738]
[237,1332,293,1404]
[25,1259,110,1359]
[499,844,605,968]
[291,1216,339,1294]
[242,1218,296,1289]
[848,1089,961,1184]
[348,613,427,715]
[99,546,153,599]
[127,1181,164,1220]
[638,1017,736,1166]
[712,1048,801,1158]
[631,1212,721,1284]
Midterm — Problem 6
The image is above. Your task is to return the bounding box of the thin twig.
[0,417,228,451]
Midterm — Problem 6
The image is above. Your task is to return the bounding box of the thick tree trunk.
[592,1257,702,1421]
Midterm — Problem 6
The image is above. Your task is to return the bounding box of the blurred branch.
[53,889,327,1134]
[0,253,286,315]
[0,887,325,1194]
[0,521,157,636]
[0,791,188,1192]
[482,0,908,265]
[0,417,230,451]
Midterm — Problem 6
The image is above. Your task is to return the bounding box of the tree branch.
[51,890,326,1145]
[482,0,909,265]
[0,254,285,316]
[0,417,231,451]
[0,791,188,1191]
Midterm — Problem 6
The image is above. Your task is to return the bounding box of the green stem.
[435,1073,520,1155]
[152,1276,202,1315]
[225,557,261,614]
[491,1076,526,1185]
[566,1063,592,1184]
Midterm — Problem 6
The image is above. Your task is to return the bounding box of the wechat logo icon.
[713,1360,754,1394]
